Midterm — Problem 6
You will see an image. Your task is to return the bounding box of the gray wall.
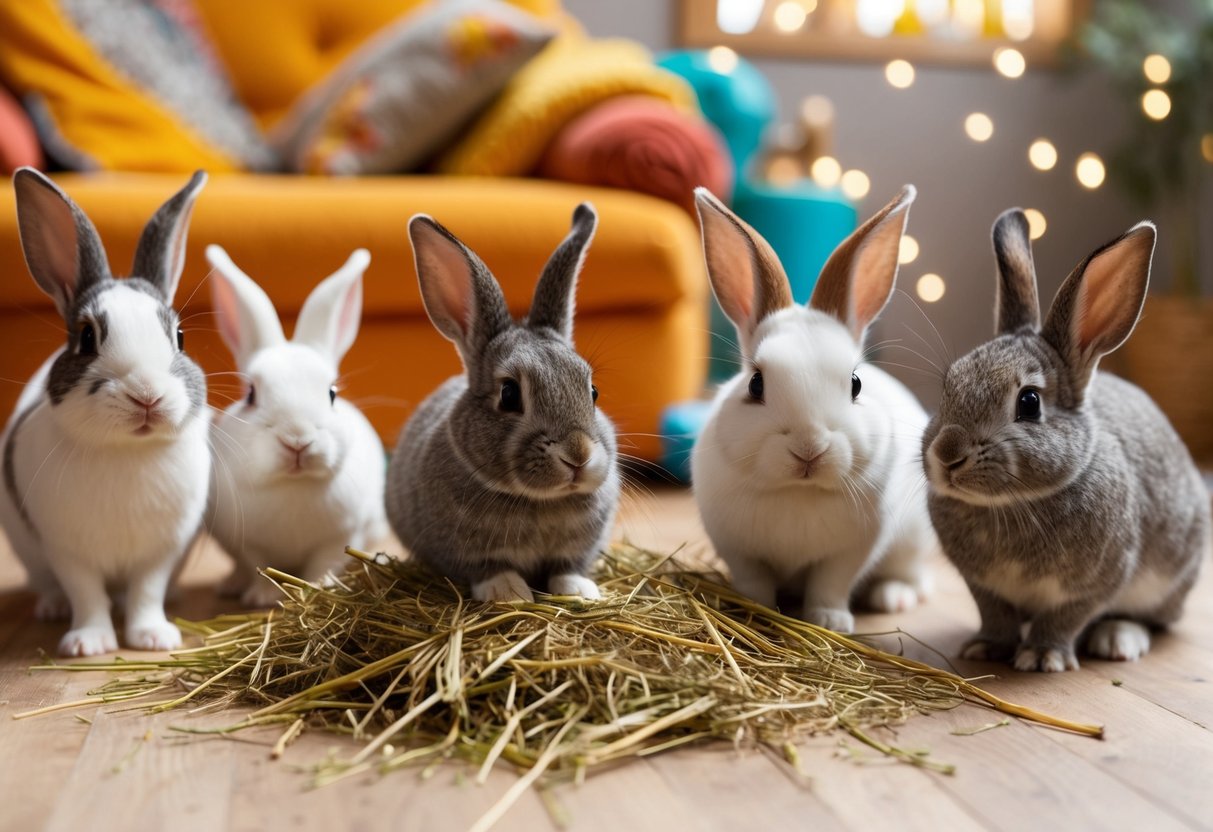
[564,0,1195,406]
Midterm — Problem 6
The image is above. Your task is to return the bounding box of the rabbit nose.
[126,393,162,412]
[932,427,971,472]
[279,438,313,456]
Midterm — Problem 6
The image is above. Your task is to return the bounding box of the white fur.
[206,246,387,606]
[1086,619,1150,662]
[693,311,934,631]
[0,286,210,656]
[474,571,534,603]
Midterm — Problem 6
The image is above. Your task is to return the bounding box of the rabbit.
[923,210,1211,672]
[385,203,620,603]
[0,168,210,656]
[690,186,936,634]
[205,245,389,607]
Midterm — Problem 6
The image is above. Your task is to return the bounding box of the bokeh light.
[898,235,919,264]
[1028,139,1058,171]
[1076,153,1106,189]
[841,169,871,199]
[1203,134,1213,164]
[1143,54,1172,84]
[773,1,808,33]
[964,112,994,142]
[1142,89,1171,120]
[917,273,946,303]
[707,46,739,74]
[993,47,1026,78]
[810,155,842,188]
[885,59,916,89]
[1023,208,1047,240]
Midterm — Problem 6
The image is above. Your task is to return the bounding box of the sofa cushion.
[195,0,564,130]
[0,174,705,318]
[271,0,555,175]
[0,0,273,172]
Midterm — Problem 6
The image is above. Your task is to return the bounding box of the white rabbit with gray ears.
[923,210,1210,672]
[386,204,620,603]
[0,168,210,656]
[205,245,388,607]
[691,186,936,633]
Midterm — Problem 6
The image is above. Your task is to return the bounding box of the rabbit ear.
[992,208,1041,334]
[293,249,369,364]
[131,170,207,302]
[206,244,286,368]
[1042,222,1155,390]
[694,187,792,352]
[810,185,915,342]
[409,215,511,364]
[12,167,111,319]
[528,203,596,341]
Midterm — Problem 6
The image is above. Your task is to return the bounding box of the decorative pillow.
[538,96,734,214]
[0,86,44,174]
[0,0,275,172]
[270,0,556,175]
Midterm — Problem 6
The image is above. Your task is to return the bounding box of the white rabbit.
[690,186,935,633]
[0,168,210,656]
[206,245,388,607]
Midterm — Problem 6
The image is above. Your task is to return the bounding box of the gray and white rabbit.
[923,209,1211,672]
[385,204,620,602]
[0,168,210,656]
[205,245,388,607]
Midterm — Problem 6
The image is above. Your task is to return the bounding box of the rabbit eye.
[176,327,185,351]
[499,379,523,414]
[246,385,256,407]
[78,322,97,356]
[1016,387,1042,421]
[329,385,338,406]
[851,372,862,400]
[747,370,764,403]
[591,384,599,403]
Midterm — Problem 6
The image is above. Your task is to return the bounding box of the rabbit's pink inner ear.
[14,173,83,313]
[333,278,362,358]
[1073,225,1154,358]
[210,274,246,360]
[411,220,477,344]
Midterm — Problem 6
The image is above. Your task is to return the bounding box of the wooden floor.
[1,484,1211,832]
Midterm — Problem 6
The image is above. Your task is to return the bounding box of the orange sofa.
[0,1,710,461]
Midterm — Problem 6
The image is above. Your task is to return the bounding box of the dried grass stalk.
[21,545,1102,790]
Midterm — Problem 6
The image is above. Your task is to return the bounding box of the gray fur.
[130,170,206,301]
[992,209,1040,334]
[924,219,1211,670]
[527,203,596,340]
[387,208,620,591]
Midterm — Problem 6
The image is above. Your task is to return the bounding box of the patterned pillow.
[271,0,555,175]
[0,0,275,172]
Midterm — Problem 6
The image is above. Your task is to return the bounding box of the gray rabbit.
[386,204,620,602]
[923,209,1210,672]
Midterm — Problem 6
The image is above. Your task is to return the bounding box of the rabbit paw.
[1014,644,1079,673]
[59,625,118,657]
[126,620,182,652]
[803,606,855,634]
[549,574,601,600]
[473,572,534,603]
[241,582,284,609]
[34,591,71,622]
[960,637,1017,663]
[866,580,920,614]
[1086,620,1150,662]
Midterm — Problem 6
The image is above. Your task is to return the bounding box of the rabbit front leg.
[725,556,777,608]
[802,554,863,633]
[125,556,183,651]
[1016,600,1100,672]
[53,561,118,657]
[959,582,1021,662]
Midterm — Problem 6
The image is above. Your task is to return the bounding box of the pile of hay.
[26,545,1100,798]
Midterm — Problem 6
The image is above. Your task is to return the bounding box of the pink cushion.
[538,95,733,213]
[0,86,43,173]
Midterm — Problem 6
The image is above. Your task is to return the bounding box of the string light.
[898,235,919,264]
[1075,153,1106,189]
[1142,89,1171,120]
[810,156,842,187]
[773,1,809,33]
[1023,209,1047,240]
[917,273,946,303]
[707,45,739,74]
[1028,139,1058,171]
[993,47,1026,78]
[885,59,915,89]
[841,169,871,199]
[964,112,994,142]
[1143,54,1172,84]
